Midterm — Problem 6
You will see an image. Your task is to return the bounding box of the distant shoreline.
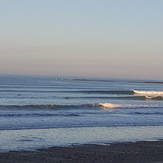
[0,140,163,163]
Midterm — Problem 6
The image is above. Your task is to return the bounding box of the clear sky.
[0,0,163,79]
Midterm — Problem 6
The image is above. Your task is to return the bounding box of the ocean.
[0,75,163,151]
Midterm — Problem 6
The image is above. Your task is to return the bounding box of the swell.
[1,89,163,96]
[0,104,97,110]
[0,113,80,117]
[0,103,163,118]
[0,102,162,110]
[81,90,134,95]
[0,89,134,94]
[69,96,163,100]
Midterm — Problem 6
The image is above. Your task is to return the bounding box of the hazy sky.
[0,0,163,79]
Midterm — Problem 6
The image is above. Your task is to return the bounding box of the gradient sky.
[0,0,163,79]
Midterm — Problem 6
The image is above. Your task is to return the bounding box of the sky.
[0,0,163,80]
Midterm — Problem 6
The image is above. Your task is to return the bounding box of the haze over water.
[0,0,163,79]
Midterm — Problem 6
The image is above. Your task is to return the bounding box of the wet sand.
[0,141,163,163]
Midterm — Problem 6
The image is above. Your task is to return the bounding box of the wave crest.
[98,103,120,108]
[146,96,163,100]
[133,90,163,95]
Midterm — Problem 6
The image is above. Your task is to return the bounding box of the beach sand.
[0,141,163,163]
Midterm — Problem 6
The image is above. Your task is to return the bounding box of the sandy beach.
[0,140,163,163]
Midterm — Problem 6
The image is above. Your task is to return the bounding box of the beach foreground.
[0,141,163,163]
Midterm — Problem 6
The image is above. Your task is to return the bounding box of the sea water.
[0,75,163,151]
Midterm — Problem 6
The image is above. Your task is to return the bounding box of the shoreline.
[1,126,163,152]
[0,140,163,163]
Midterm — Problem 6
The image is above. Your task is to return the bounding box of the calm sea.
[0,75,163,151]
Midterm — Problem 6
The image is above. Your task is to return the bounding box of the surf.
[98,103,121,108]
[133,90,163,95]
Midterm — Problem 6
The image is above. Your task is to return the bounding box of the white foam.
[98,103,161,109]
[133,90,163,95]
[98,103,120,108]
[145,96,163,100]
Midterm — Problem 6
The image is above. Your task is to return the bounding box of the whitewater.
[0,75,163,151]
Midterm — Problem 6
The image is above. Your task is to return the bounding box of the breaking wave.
[120,95,163,100]
[145,96,163,100]
[97,103,162,109]
[98,103,120,108]
[70,95,163,100]
[133,90,163,95]
[117,95,163,100]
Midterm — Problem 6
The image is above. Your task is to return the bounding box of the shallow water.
[0,126,163,152]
